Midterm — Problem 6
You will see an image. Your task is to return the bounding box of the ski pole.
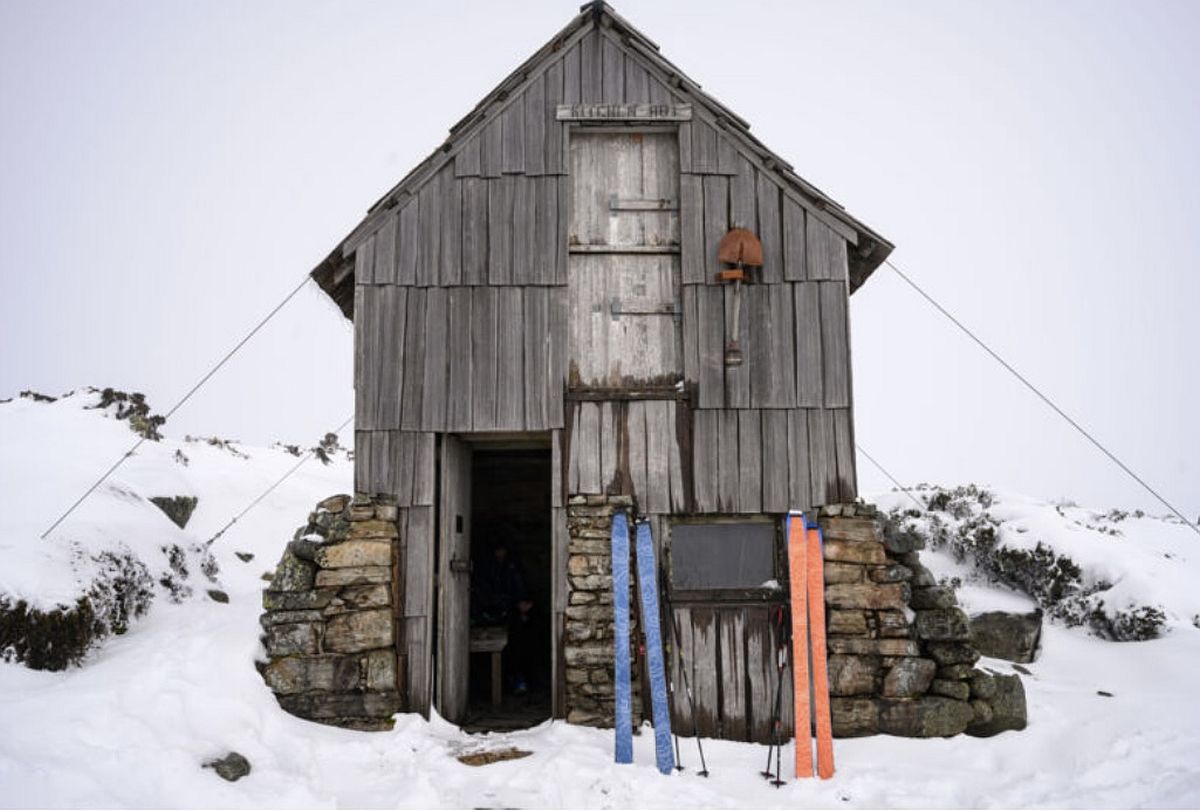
[658,567,684,772]
[670,611,709,776]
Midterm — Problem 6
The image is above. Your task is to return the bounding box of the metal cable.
[204,414,354,547]
[855,443,927,514]
[39,275,314,539]
[884,258,1200,538]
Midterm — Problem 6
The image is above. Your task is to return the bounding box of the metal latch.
[450,557,472,574]
[610,296,681,322]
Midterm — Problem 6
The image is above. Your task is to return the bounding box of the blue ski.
[635,519,675,775]
[612,510,634,764]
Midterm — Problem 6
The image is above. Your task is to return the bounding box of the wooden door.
[436,435,472,723]
[568,131,682,389]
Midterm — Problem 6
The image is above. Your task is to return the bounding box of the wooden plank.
[404,615,429,715]
[746,284,770,409]
[716,131,739,177]
[413,432,436,506]
[400,288,426,431]
[372,213,397,285]
[575,400,601,494]
[355,234,376,286]
[461,178,488,285]
[820,281,850,408]
[761,410,790,513]
[745,604,774,742]
[439,171,462,285]
[668,605,693,734]
[420,287,448,431]
[580,29,601,100]
[470,286,498,430]
[729,156,756,230]
[692,409,719,513]
[716,409,739,512]
[647,74,671,105]
[805,216,850,282]
[723,284,749,408]
[644,400,671,514]
[501,96,525,174]
[833,408,857,503]
[534,176,559,284]
[601,35,624,100]
[702,174,728,286]
[495,287,525,430]
[666,400,687,512]
[369,431,389,497]
[481,116,503,178]
[403,506,434,616]
[623,54,651,102]
[782,195,807,281]
[688,606,720,738]
[750,284,796,408]
[756,173,783,284]
[511,176,537,284]
[691,118,718,174]
[696,285,725,409]
[416,177,441,287]
[627,400,648,508]
[524,72,546,176]
[677,121,692,173]
[681,173,705,281]
[354,430,369,495]
[394,432,415,507]
[359,289,381,430]
[523,287,550,429]
[552,430,564,508]
[544,59,565,174]
[445,288,472,432]
[808,409,837,506]
[396,199,419,285]
[377,286,406,429]
[681,285,700,387]
[548,286,567,423]
[794,283,824,407]
[487,176,514,284]
[552,504,569,631]
[455,134,481,178]
[598,401,618,494]
[787,410,812,514]
[562,37,581,105]
[737,409,762,513]
[353,285,368,429]
[718,607,748,740]
[555,176,570,285]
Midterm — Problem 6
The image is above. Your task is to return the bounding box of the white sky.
[1,1,1196,519]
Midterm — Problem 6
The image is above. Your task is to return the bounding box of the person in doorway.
[472,538,535,695]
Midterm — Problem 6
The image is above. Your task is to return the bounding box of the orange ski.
[806,522,836,779]
[787,512,813,778]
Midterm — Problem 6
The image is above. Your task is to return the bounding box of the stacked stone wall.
[258,494,402,731]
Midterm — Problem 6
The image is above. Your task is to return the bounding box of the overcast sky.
[1,0,1196,518]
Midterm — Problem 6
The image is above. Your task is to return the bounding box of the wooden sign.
[556,103,692,122]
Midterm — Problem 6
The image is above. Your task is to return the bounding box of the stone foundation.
[258,494,402,731]
[820,503,1026,738]
[563,494,643,728]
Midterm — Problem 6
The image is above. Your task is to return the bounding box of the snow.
[2,393,1199,807]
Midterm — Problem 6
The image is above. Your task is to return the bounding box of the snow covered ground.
[1,392,1199,808]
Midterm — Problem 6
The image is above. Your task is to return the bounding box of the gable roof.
[311,1,893,318]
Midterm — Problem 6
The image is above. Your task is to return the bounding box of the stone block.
[883,657,936,698]
[969,699,994,727]
[914,608,972,641]
[276,691,402,721]
[565,667,589,685]
[965,674,1027,737]
[331,584,391,611]
[869,564,913,584]
[937,664,975,681]
[830,698,879,737]
[925,642,981,666]
[271,551,316,592]
[825,583,907,611]
[828,654,880,696]
[263,655,361,694]
[348,519,397,540]
[968,669,997,700]
[824,562,865,585]
[264,623,319,657]
[318,494,351,514]
[315,566,391,587]
[564,644,611,668]
[879,696,973,738]
[823,539,887,565]
[568,574,611,592]
[262,589,334,611]
[374,503,399,522]
[969,610,1042,664]
[366,649,397,691]
[315,541,392,569]
[929,678,971,701]
[828,637,922,657]
[909,563,937,588]
[876,610,911,638]
[288,540,324,562]
[324,609,393,653]
[822,517,882,543]
[261,609,324,627]
[828,610,869,636]
[910,586,957,610]
[883,528,926,554]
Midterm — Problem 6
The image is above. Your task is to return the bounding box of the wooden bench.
[469,626,509,707]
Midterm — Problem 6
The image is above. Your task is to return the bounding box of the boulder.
[828,654,880,696]
[203,752,251,782]
[966,674,1027,737]
[914,608,972,641]
[910,586,957,610]
[882,657,936,698]
[270,551,316,592]
[929,678,971,701]
[830,698,880,737]
[324,608,392,653]
[825,582,908,610]
[969,610,1042,663]
[925,642,982,666]
[879,696,974,738]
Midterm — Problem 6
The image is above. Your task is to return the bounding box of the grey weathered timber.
[524,73,546,176]
[718,608,748,739]
[782,194,807,282]
[687,607,720,735]
[455,134,481,178]
[400,288,426,431]
[353,284,371,429]
[794,282,824,408]
[805,215,849,282]
[547,286,567,421]
[601,34,624,99]
[691,118,718,174]
[729,155,755,230]
[481,116,503,178]
[819,281,850,408]
[627,400,649,508]
[644,400,675,513]
[420,287,448,431]
[355,233,376,286]
[495,287,525,430]
[833,408,857,502]
[511,177,538,285]
[439,170,462,285]
[677,121,693,174]
[372,213,397,285]
[580,29,602,100]
[563,35,582,105]
[760,410,789,512]
[403,505,435,712]
[624,53,650,102]
[716,409,739,512]
[534,176,559,284]
[544,60,565,174]
[487,176,514,284]
[696,285,725,409]
[470,286,498,430]
[756,173,783,284]
[572,400,600,493]
[461,178,487,285]
[807,408,837,506]
[413,432,435,506]
[446,288,473,432]
[353,430,369,494]
[736,409,762,513]
[744,605,774,740]
[437,436,472,722]
[397,199,419,285]
[786,409,812,512]
[665,400,686,512]
[692,409,719,512]
[723,285,749,408]
[701,174,727,286]
[376,285,405,429]
[501,99,525,175]
[598,401,618,492]
[416,176,442,287]
[716,130,739,177]
[523,287,551,429]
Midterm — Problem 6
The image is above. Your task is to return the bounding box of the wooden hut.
[303,2,895,738]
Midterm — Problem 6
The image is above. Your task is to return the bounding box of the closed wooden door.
[568,131,682,388]
[436,435,472,723]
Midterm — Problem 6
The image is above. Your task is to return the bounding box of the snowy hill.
[1,391,1199,807]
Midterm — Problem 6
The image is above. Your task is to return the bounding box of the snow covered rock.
[970,610,1043,663]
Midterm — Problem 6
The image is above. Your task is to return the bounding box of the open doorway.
[463,447,552,732]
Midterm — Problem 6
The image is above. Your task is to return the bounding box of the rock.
[968,669,998,700]
[936,664,974,681]
[969,610,1042,663]
[374,503,399,522]
[914,608,972,641]
[314,566,391,587]
[204,752,251,782]
[326,585,390,612]
[970,699,994,727]
[876,610,910,638]
[347,519,398,540]
[823,540,887,565]
[828,654,880,696]
[206,589,229,604]
[150,496,199,529]
[263,655,361,694]
[879,696,974,738]
[366,649,397,691]
[929,678,971,701]
[314,541,392,569]
[235,552,255,563]
[824,562,865,585]
[821,517,882,543]
[264,623,319,657]
[925,642,982,666]
[910,586,957,610]
[825,583,908,611]
[271,551,316,592]
[869,564,913,584]
[966,674,1027,737]
[828,637,922,657]
[882,527,925,554]
[1012,664,1032,676]
[276,691,402,721]
[830,698,880,737]
[324,608,393,653]
[828,610,869,636]
[882,657,936,698]
[262,589,335,611]
[319,494,351,513]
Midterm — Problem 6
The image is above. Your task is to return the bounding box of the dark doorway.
[463,448,553,732]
